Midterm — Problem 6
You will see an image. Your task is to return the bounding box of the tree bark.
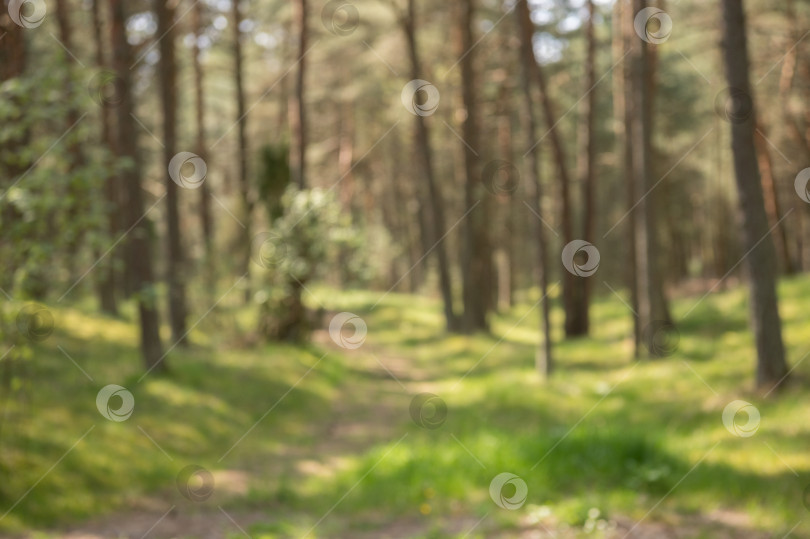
[496,79,515,311]
[108,0,165,371]
[290,0,308,188]
[456,0,491,333]
[232,0,253,302]
[338,100,355,209]
[0,0,28,295]
[516,0,553,376]
[644,1,673,328]
[753,119,793,274]
[630,0,664,356]
[518,0,576,337]
[0,6,25,82]
[192,0,214,288]
[400,0,460,332]
[720,0,788,390]
[90,0,119,315]
[615,0,641,355]
[156,0,189,345]
[778,0,808,272]
[55,0,89,279]
[571,0,597,336]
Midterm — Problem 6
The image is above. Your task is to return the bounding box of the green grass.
[2,276,810,537]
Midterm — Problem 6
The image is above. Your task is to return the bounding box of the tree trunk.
[516,0,553,376]
[401,0,460,332]
[0,6,25,82]
[90,0,119,315]
[519,0,577,337]
[778,0,807,272]
[571,0,597,336]
[108,0,165,371]
[630,0,664,357]
[615,0,641,355]
[290,0,308,188]
[338,100,355,209]
[0,0,28,295]
[720,0,788,390]
[644,1,673,328]
[156,0,189,345]
[192,0,215,289]
[456,0,490,333]
[496,78,515,311]
[753,119,793,274]
[55,0,89,279]
[232,0,252,302]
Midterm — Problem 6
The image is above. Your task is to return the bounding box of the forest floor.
[2,277,810,538]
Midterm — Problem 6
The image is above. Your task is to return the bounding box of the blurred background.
[1,0,809,537]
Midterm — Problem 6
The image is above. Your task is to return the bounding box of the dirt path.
[27,331,774,539]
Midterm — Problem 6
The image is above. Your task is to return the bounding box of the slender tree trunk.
[55,0,89,278]
[90,0,119,315]
[456,0,490,333]
[571,0,598,336]
[338,101,355,209]
[232,0,252,301]
[496,81,515,311]
[387,127,423,292]
[0,9,25,82]
[192,0,215,289]
[518,0,576,337]
[0,2,28,295]
[108,0,165,371]
[156,0,188,345]
[290,0,308,188]
[644,2,673,327]
[753,119,793,274]
[630,0,663,356]
[401,0,459,331]
[778,0,807,272]
[516,0,552,376]
[720,0,788,390]
[615,0,641,355]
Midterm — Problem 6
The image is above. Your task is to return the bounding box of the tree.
[108,0,165,371]
[630,0,665,356]
[397,0,460,332]
[290,0,308,188]
[753,119,793,273]
[455,0,491,333]
[614,0,641,354]
[155,0,189,344]
[643,1,674,332]
[0,0,25,83]
[516,0,553,376]
[90,0,119,315]
[192,0,214,284]
[0,0,28,295]
[571,0,597,336]
[720,0,789,390]
[232,0,253,301]
[54,0,90,281]
[521,0,577,338]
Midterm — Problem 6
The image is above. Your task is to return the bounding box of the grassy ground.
[1,275,810,538]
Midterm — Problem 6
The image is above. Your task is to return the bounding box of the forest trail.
[32,323,769,539]
[42,328,421,538]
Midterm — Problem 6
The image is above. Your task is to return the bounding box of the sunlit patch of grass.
[296,279,810,536]
[3,275,810,537]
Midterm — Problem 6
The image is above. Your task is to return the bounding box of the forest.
[1,0,810,536]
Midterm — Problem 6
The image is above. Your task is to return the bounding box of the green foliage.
[257,143,290,222]
[0,56,114,299]
[255,186,367,339]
